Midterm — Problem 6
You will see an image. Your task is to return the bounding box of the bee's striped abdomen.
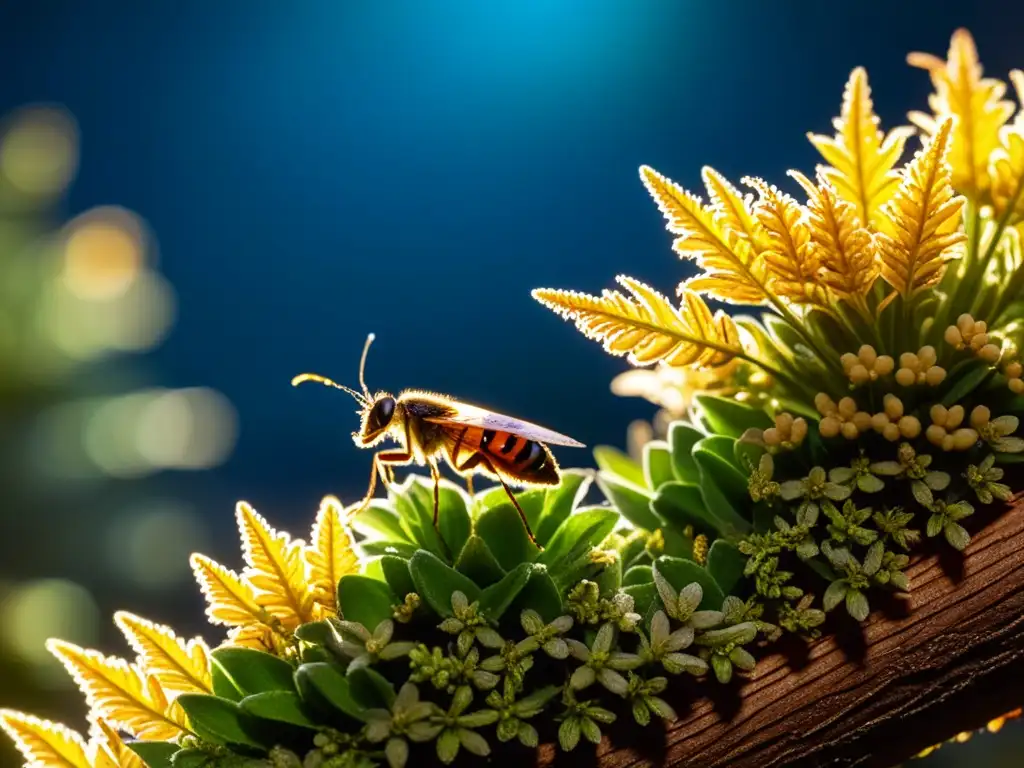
[477,429,557,484]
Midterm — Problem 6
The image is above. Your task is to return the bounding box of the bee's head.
[292,333,399,448]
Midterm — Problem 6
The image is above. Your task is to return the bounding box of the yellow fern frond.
[0,711,90,768]
[236,502,315,627]
[908,28,1016,199]
[877,119,966,303]
[89,719,144,768]
[305,495,359,616]
[45,641,185,741]
[113,612,212,695]
[790,170,878,301]
[639,165,771,305]
[808,67,913,227]
[745,177,829,309]
[226,623,291,654]
[991,124,1024,223]
[533,276,743,369]
[701,167,765,250]
[190,553,269,630]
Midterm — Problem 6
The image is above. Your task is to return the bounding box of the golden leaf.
[908,28,1016,199]
[790,170,878,301]
[745,177,829,309]
[236,501,315,627]
[0,710,90,768]
[89,719,144,768]
[533,276,743,369]
[226,623,291,654]
[701,167,764,250]
[877,119,966,303]
[808,67,913,227]
[113,612,213,695]
[45,641,186,741]
[190,553,268,629]
[991,123,1024,223]
[639,164,771,305]
[305,495,359,616]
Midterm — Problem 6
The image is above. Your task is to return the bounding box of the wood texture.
[536,494,1024,768]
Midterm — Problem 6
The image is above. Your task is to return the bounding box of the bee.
[291,334,585,548]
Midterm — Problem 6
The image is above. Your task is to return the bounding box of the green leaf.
[170,748,212,768]
[337,575,396,630]
[696,435,741,466]
[239,691,318,729]
[668,422,703,483]
[359,540,419,559]
[393,476,448,558]
[127,742,180,768]
[653,556,724,611]
[437,480,473,558]
[622,583,658,616]
[295,662,367,722]
[537,507,619,570]
[660,526,696,560]
[380,555,416,599]
[409,550,482,616]
[652,481,744,537]
[475,499,538,571]
[941,361,994,406]
[733,435,766,474]
[348,666,397,710]
[596,472,661,530]
[535,469,592,545]
[362,557,386,583]
[175,695,268,749]
[944,522,971,551]
[695,395,772,439]
[693,445,752,536]
[706,540,746,595]
[643,441,676,489]
[295,620,340,647]
[592,557,622,597]
[510,567,564,622]
[210,657,243,702]
[351,501,411,543]
[823,580,848,612]
[845,589,869,622]
[623,565,653,586]
[594,445,646,487]
[210,647,296,697]
[479,563,533,620]
[454,535,506,587]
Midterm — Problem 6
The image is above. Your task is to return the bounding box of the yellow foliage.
[790,170,878,301]
[745,177,829,309]
[908,28,1016,200]
[877,119,966,303]
[113,612,212,695]
[0,711,90,768]
[639,165,771,305]
[45,640,187,741]
[89,719,144,768]
[190,552,270,631]
[808,67,912,227]
[305,495,359,616]
[236,501,316,628]
[533,276,743,369]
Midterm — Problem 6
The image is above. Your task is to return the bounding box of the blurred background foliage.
[1,1,1024,766]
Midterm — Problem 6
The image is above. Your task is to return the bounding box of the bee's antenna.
[358,333,375,399]
[291,373,368,406]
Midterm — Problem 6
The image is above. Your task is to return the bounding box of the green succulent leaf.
[295,662,367,722]
[170,748,212,768]
[511,566,564,622]
[380,555,417,599]
[175,694,268,749]
[706,540,746,595]
[409,550,482,616]
[535,469,593,545]
[593,557,622,596]
[594,445,646,487]
[651,481,712,532]
[653,556,724,611]
[210,656,244,702]
[351,501,411,543]
[668,422,703,483]
[622,582,659,616]
[623,564,654,586]
[695,394,773,439]
[239,691,318,729]
[597,472,662,530]
[359,540,420,559]
[393,477,449,558]
[643,441,676,489]
[210,647,296,697]
[475,500,538,571]
[693,448,752,537]
[348,666,397,710]
[478,563,534,620]
[337,575,397,630]
[126,742,179,768]
[454,535,507,587]
[537,507,618,572]
[733,435,766,474]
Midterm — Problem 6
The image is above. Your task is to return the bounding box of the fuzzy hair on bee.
[292,334,585,549]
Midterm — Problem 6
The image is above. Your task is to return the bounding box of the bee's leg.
[350,450,412,521]
[481,458,542,550]
[428,461,453,561]
[465,474,475,496]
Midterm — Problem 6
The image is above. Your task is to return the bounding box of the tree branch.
[537,494,1024,768]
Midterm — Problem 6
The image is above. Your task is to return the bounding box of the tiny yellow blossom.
[946,314,1002,364]
[816,393,870,440]
[895,346,946,387]
[1005,362,1024,394]
[840,345,894,385]
[927,404,978,451]
[764,411,808,449]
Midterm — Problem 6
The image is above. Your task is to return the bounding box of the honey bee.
[292,334,585,548]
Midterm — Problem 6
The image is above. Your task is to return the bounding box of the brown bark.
[536,494,1024,768]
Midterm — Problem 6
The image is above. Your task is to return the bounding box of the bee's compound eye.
[369,396,396,431]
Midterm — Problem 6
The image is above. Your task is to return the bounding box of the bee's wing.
[423,402,585,447]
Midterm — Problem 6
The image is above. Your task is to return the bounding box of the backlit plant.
[5,26,1024,768]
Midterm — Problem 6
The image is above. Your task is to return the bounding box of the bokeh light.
[107,502,211,591]
[61,207,145,301]
[0,105,78,198]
